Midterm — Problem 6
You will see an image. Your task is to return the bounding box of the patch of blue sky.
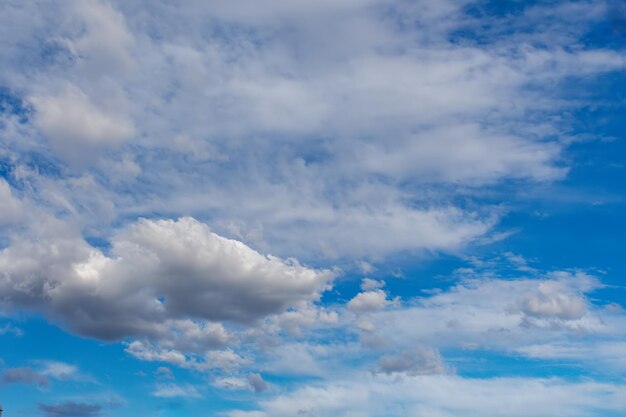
[0,87,31,124]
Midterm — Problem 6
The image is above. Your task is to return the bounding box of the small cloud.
[357,261,375,274]
[361,278,385,291]
[248,373,269,393]
[377,348,447,376]
[2,367,50,387]
[348,289,397,314]
[213,377,249,391]
[0,323,24,337]
[152,383,201,399]
[38,401,101,417]
[155,366,174,380]
[38,361,81,381]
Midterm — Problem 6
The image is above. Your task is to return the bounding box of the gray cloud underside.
[39,402,101,417]
[0,217,333,344]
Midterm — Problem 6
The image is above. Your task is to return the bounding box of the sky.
[1,0,626,416]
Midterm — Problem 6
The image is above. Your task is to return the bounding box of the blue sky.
[1,0,626,416]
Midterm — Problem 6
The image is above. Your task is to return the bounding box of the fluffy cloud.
[519,281,588,321]
[348,290,391,313]
[377,348,447,376]
[38,361,82,381]
[0,217,334,344]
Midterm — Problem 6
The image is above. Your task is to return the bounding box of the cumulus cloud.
[519,281,588,321]
[0,217,334,344]
[348,290,390,313]
[377,348,447,376]
[360,278,385,291]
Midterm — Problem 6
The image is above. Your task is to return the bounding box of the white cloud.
[227,374,626,417]
[0,4,624,412]
[39,361,80,381]
[0,217,334,347]
[69,0,135,77]
[30,84,134,159]
[0,360,87,388]
[152,383,201,399]
[213,376,250,391]
[348,290,390,313]
[361,278,385,291]
[212,373,269,392]
[354,271,606,354]
[125,342,187,366]
[519,281,588,321]
[204,349,250,371]
[1,0,620,260]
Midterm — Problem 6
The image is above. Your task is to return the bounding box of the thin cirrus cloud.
[225,374,626,417]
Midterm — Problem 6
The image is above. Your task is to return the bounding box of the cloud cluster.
[0,0,621,262]
[0,217,334,346]
[355,271,605,354]
[227,374,626,417]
